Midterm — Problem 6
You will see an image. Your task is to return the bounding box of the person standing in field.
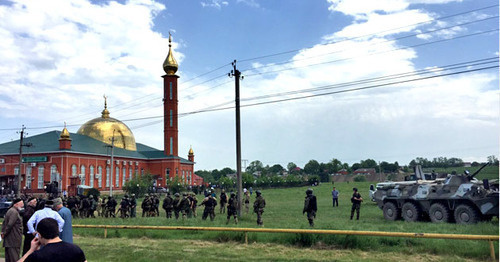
[244,189,250,214]
[331,187,339,207]
[1,198,24,262]
[219,189,228,214]
[253,190,266,226]
[200,194,217,221]
[162,192,173,218]
[226,193,238,224]
[350,188,363,220]
[303,188,317,227]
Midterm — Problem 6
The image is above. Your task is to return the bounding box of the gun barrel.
[469,162,490,178]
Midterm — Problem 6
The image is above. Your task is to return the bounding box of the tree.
[268,164,284,175]
[487,155,499,165]
[246,160,264,173]
[360,159,377,169]
[304,160,321,175]
[287,162,297,172]
[124,172,154,198]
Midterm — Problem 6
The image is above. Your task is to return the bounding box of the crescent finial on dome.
[163,32,178,75]
[102,94,110,118]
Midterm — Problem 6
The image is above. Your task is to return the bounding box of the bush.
[353,175,367,182]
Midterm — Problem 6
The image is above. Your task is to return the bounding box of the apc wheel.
[454,204,480,224]
[402,202,421,222]
[429,203,450,223]
[383,202,400,221]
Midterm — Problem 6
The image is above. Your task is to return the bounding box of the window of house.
[106,166,110,187]
[38,166,44,189]
[89,166,94,188]
[80,165,86,185]
[98,166,102,188]
[26,166,32,189]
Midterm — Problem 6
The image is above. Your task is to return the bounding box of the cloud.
[200,0,229,9]
[0,0,182,125]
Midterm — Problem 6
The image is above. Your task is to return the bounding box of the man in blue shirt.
[53,198,73,243]
[27,200,64,237]
[331,187,339,207]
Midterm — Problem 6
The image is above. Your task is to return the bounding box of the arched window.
[51,165,58,182]
[129,168,132,180]
[98,166,103,188]
[115,166,119,187]
[71,165,77,176]
[122,167,126,186]
[80,165,86,185]
[106,166,110,187]
[38,166,44,189]
[14,166,19,175]
[89,166,94,188]
[26,166,32,189]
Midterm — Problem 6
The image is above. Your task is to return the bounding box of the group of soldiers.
[63,194,138,219]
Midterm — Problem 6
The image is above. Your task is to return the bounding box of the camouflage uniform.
[130,195,137,218]
[200,196,217,221]
[244,191,250,214]
[219,190,227,214]
[106,196,117,218]
[226,193,238,224]
[253,191,266,226]
[190,193,198,218]
[303,189,317,227]
[119,197,129,218]
[172,193,181,219]
[178,193,191,219]
[163,193,174,218]
[350,188,363,220]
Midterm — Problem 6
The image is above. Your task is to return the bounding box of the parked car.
[156,187,168,193]
[0,201,12,218]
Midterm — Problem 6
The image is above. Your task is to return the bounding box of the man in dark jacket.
[253,190,266,226]
[303,188,317,227]
[22,197,37,255]
[226,193,238,224]
[2,198,24,262]
[350,188,363,220]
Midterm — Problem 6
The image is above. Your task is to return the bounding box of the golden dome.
[188,146,194,155]
[77,97,137,151]
[59,126,71,140]
[163,33,178,75]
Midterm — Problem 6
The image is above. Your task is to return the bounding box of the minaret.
[188,146,194,162]
[162,33,179,156]
[59,123,72,150]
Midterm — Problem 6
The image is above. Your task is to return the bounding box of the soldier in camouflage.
[162,192,174,218]
[303,188,317,227]
[226,193,238,224]
[350,188,363,220]
[253,190,266,226]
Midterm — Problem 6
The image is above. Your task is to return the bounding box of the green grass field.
[1,179,498,261]
[68,180,498,261]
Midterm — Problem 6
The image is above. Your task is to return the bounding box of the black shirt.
[26,241,86,262]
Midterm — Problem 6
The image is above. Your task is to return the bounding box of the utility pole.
[108,130,116,197]
[229,60,243,216]
[17,125,32,198]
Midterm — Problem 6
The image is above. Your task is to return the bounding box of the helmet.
[182,193,187,196]
[256,190,261,195]
[174,193,180,197]
[230,193,236,197]
[306,188,313,195]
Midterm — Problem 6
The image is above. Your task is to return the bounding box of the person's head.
[256,190,261,196]
[53,198,63,211]
[333,187,336,190]
[36,218,60,244]
[28,197,37,207]
[306,188,313,195]
[45,200,54,208]
[353,187,358,192]
[230,193,236,198]
[12,198,24,210]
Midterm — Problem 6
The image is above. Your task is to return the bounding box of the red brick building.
[0,35,201,195]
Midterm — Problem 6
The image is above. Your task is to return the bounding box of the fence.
[73,225,499,260]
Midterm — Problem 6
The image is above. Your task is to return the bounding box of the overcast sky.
[0,0,498,171]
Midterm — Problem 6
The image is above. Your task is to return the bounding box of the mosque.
[0,35,202,195]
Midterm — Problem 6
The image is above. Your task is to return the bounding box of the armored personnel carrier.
[373,163,498,224]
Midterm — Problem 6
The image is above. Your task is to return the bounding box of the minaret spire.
[163,32,178,75]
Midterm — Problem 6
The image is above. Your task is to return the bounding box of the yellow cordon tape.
[73,225,499,259]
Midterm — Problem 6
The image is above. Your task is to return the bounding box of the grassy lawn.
[75,236,485,262]
[1,178,497,261]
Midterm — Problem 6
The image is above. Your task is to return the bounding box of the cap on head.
[353,187,358,191]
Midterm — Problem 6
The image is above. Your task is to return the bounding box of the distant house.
[335,169,349,175]
[353,168,376,176]
[252,171,262,177]
[192,173,204,186]
[226,173,237,179]
[463,162,472,167]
